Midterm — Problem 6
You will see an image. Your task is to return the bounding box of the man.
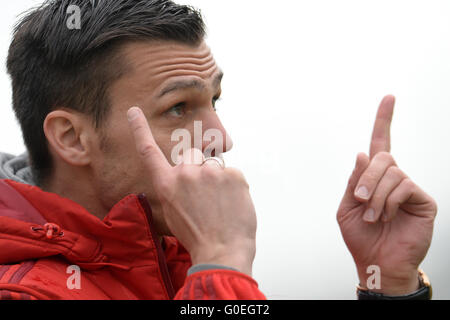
[0,0,436,300]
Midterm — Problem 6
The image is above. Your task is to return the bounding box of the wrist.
[357,268,420,295]
[190,242,255,277]
[357,269,432,300]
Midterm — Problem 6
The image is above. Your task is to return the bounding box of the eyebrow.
[158,71,224,98]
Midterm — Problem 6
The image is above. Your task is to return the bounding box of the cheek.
[93,125,143,190]
[152,130,180,166]
[95,141,148,210]
[99,119,139,161]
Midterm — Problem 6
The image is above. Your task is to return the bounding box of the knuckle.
[201,165,221,180]
[370,193,384,206]
[402,178,415,189]
[225,167,243,179]
[375,151,395,164]
[225,168,249,188]
[132,124,145,134]
[386,165,402,177]
[139,143,155,157]
[431,200,438,216]
[362,172,378,185]
[178,167,197,182]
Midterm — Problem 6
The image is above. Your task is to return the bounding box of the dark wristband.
[357,285,430,300]
[357,269,432,300]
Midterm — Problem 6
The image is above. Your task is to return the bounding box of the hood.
[0,152,35,185]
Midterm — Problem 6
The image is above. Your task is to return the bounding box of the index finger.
[127,106,171,181]
[369,95,395,159]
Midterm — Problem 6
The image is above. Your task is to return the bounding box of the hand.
[337,95,437,295]
[127,107,257,276]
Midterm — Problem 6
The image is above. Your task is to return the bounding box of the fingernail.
[127,107,140,121]
[355,186,370,199]
[363,208,375,222]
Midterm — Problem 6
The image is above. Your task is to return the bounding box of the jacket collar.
[0,179,184,270]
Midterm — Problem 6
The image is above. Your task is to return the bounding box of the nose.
[201,112,233,157]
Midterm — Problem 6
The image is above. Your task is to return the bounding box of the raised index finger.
[369,95,395,159]
[127,106,171,182]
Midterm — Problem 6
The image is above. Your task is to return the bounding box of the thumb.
[337,152,370,218]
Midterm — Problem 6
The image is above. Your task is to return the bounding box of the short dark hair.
[7,0,205,185]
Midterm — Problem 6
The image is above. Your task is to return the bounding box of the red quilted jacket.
[0,179,266,300]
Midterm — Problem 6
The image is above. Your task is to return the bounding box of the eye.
[166,103,186,117]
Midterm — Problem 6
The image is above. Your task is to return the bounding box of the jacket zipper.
[138,195,176,300]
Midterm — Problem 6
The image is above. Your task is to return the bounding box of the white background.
[1,0,449,299]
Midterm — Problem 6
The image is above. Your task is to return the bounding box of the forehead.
[119,40,220,93]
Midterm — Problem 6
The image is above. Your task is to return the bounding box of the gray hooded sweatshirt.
[0,152,35,185]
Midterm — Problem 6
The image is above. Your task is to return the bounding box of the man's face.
[89,40,232,232]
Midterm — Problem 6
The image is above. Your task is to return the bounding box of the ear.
[43,110,91,166]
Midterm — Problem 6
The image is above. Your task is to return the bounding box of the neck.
[42,168,164,244]
[43,174,109,220]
